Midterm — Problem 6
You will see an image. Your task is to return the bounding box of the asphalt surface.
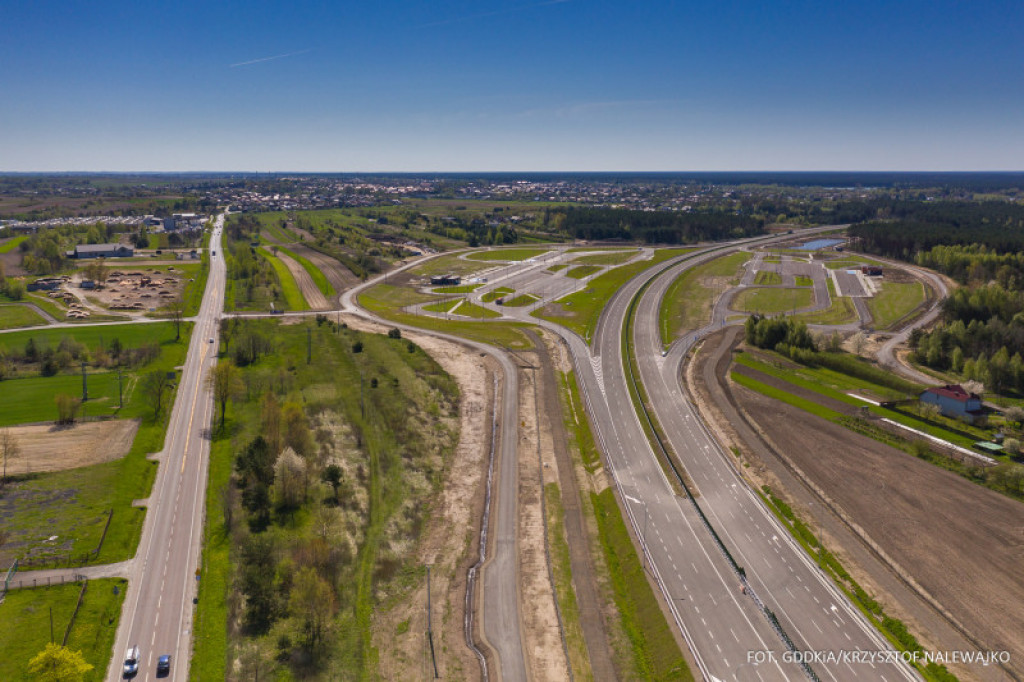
[105,214,226,682]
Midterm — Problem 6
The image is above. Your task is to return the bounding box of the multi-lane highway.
[105,214,227,682]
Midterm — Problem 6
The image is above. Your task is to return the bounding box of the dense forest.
[549,207,764,243]
[846,201,1024,394]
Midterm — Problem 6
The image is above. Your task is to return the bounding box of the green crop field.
[0,578,127,682]
[537,248,693,343]
[658,251,748,345]
[866,281,926,330]
[0,304,46,330]
[732,287,814,314]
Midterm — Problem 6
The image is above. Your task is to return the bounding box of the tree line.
[549,207,764,243]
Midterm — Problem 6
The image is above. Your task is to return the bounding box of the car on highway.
[123,645,140,677]
[156,654,171,676]
[209,338,215,343]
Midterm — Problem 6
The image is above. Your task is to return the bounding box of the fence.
[10,509,113,572]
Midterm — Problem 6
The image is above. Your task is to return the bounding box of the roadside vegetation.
[191,318,460,681]
[537,248,693,343]
[260,249,310,311]
[658,251,748,345]
[0,322,192,568]
[0,577,127,682]
[223,218,287,312]
[731,286,814,315]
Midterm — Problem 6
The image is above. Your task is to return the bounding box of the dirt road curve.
[703,330,1024,681]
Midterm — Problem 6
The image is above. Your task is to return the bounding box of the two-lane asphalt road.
[106,214,227,682]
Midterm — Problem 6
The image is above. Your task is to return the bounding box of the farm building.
[68,244,134,259]
[920,384,984,424]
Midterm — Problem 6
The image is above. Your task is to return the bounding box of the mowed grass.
[501,294,537,307]
[411,253,492,278]
[571,250,638,266]
[449,299,502,318]
[0,235,28,253]
[275,245,336,298]
[422,298,460,313]
[731,286,814,314]
[658,251,748,345]
[0,304,46,330]
[481,287,514,302]
[753,270,782,285]
[358,283,533,349]
[795,275,813,286]
[464,247,550,261]
[0,578,127,682]
[259,248,310,311]
[567,265,602,279]
[430,284,481,294]
[866,281,926,330]
[592,489,693,681]
[537,248,694,344]
[792,278,858,325]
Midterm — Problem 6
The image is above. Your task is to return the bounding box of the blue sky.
[3,0,1022,171]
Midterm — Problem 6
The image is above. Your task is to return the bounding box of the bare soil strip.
[273,248,329,309]
[2,419,139,474]
[288,242,360,299]
[695,328,1024,681]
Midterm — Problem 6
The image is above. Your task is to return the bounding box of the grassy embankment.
[731,351,1024,498]
[275,245,336,298]
[658,251,749,346]
[259,248,310,311]
[556,371,692,681]
[0,322,193,567]
[536,248,694,344]
[570,250,639,266]
[0,578,127,682]
[191,319,460,680]
[0,304,46,329]
[566,265,602,279]
[464,248,550,261]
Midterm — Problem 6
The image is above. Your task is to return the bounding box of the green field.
[481,286,514,303]
[464,248,550,261]
[792,278,858,325]
[548,263,568,272]
[754,270,782,285]
[658,251,748,345]
[358,283,532,349]
[732,286,814,314]
[0,235,28,253]
[866,281,926,330]
[795,275,813,286]
[0,304,46,330]
[422,298,460,313]
[571,250,638,266]
[411,254,491,278]
[275,245,336,298]
[430,283,481,294]
[0,579,127,682]
[259,248,310,311]
[501,294,538,307]
[537,248,693,343]
[566,265,601,279]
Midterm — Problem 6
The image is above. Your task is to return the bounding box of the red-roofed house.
[919,384,984,423]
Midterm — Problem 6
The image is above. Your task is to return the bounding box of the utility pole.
[118,368,123,408]
[427,565,438,678]
[81,361,88,402]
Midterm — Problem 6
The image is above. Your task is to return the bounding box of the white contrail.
[229,49,312,68]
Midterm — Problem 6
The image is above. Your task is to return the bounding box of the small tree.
[274,446,305,509]
[1005,406,1024,430]
[209,361,243,430]
[1,427,21,484]
[170,294,186,342]
[919,402,942,422]
[388,328,401,339]
[55,394,81,426]
[289,566,335,653]
[141,370,171,418]
[963,380,985,396]
[28,643,93,682]
[1003,438,1021,458]
[322,464,343,504]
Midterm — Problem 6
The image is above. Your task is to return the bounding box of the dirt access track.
[697,329,1024,681]
[2,419,139,475]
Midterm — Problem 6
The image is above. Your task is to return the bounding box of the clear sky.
[3,0,1022,171]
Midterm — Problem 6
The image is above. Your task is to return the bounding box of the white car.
[123,645,140,677]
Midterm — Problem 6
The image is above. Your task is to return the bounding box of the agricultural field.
[190,319,462,680]
[0,322,191,568]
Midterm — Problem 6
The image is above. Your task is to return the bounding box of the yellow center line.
[181,341,212,474]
